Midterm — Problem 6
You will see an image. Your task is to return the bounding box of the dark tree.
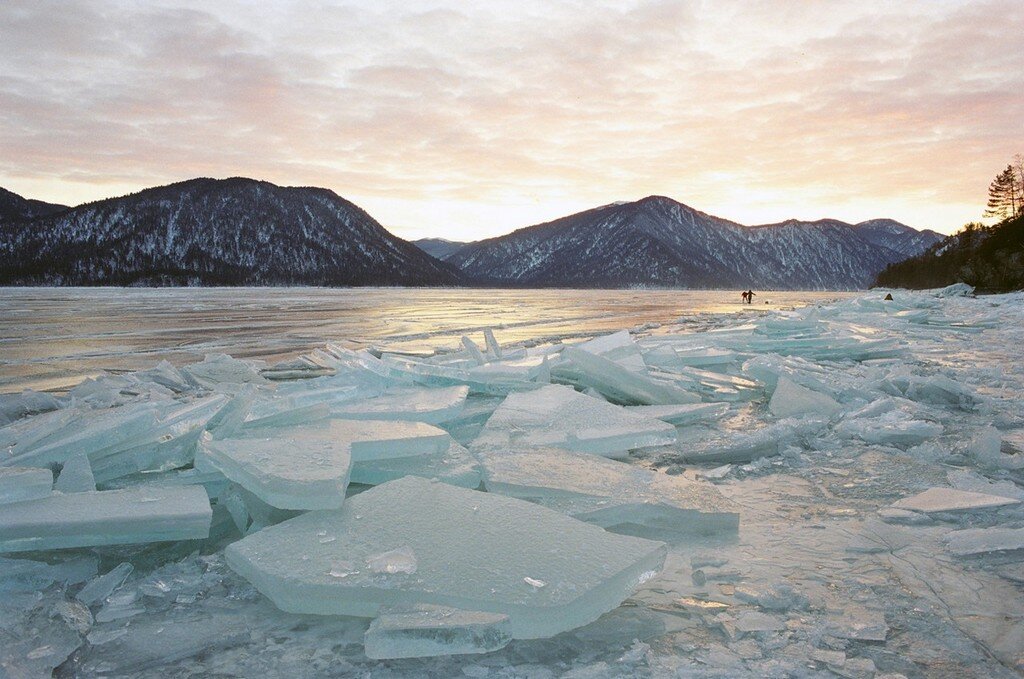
[984,165,1021,221]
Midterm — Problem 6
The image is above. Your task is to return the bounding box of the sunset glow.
[2,0,1021,239]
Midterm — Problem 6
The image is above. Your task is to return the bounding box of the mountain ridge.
[0,178,462,287]
[443,195,942,289]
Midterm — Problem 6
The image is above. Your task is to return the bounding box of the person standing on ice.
[746,289,756,304]
[741,290,749,303]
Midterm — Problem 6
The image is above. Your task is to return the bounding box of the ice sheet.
[0,486,211,552]
[0,466,52,505]
[475,384,677,457]
[225,476,667,639]
[477,446,738,538]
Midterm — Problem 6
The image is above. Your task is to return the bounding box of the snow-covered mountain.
[444,196,942,289]
[851,218,944,259]
[0,178,462,286]
[0,187,67,224]
[412,238,469,260]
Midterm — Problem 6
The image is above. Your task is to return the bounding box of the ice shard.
[0,486,211,552]
[891,487,1020,514]
[768,378,840,418]
[0,466,52,505]
[55,453,96,493]
[556,346,699,405]
[364,604,512,659]
[474,384,677,457]
[225,476,667,639]
[477,446,739,538]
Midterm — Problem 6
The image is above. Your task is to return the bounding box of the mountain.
[875,214,1024,292]
[445,196,942,289]
[413,238,469,260]
[852,219,944,259]
[0,178,462,287]
[0,187,68,223]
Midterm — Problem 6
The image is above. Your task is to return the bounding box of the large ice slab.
[198,419,452,509]
[891,487,1020,514]
[0,486,211,552]
[198,427,353,511]
[555,346,699,405]
[364,604,512,659]
[0,466,52,505]
[477,446,738,538]
[475,384,677,457]
[332,386,469,424]
[351,441,481,488]
[225,476,667,639]
[944,527,1024,556]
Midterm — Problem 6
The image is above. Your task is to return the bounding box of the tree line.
[874,154,1024,292]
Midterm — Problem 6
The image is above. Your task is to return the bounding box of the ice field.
[1,284,1024,677]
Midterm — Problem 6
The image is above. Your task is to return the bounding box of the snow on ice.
[1,287,1023,675]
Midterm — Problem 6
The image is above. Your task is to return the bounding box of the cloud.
[0,0,1021,238]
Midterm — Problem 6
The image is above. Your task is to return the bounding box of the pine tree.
[984,165,1020,221]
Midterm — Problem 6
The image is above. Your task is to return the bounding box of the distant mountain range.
[0,180,941,289]
[430,197,942,289]
[0,178,461,286]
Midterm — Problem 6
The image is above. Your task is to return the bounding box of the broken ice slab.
[904,375,982,410]
[351,441,481,489]
[3,401,162,470]
[364,604,512,659]
[683,418,826,464]
[968,427,1024,471]
[664,365,761,402]
[625,402,730,426]
[474,384,677,458]
[181,353,268,388]
[225,476,667,639]
[381,353,549,395]
[943,527,1024,556]
[54,453,96,493]
[673,347,738,369]
[827,607,888,642]
[0,389,62,426]
[483,328,503,360]
[834,407,943,447]
[198,426,353,511]
[0,486,211,553]
[891,487,1020,514]
[576,330,647,372]
[76,562,133,605]
[331,385,469,424]
[768,378,840,419]
[555,346,699,405]
[477,446,738,538]
[0,466,52,505]
[198,419,452,509]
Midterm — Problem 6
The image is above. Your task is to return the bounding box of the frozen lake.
[2,286,1023,678]
[0,287,851,393]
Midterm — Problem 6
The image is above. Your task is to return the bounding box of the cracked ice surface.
[0,287,1024,676]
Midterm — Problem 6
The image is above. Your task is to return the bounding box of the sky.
[1,1,1021,240]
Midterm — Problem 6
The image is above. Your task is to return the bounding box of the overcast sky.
[1,0,1021,239]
